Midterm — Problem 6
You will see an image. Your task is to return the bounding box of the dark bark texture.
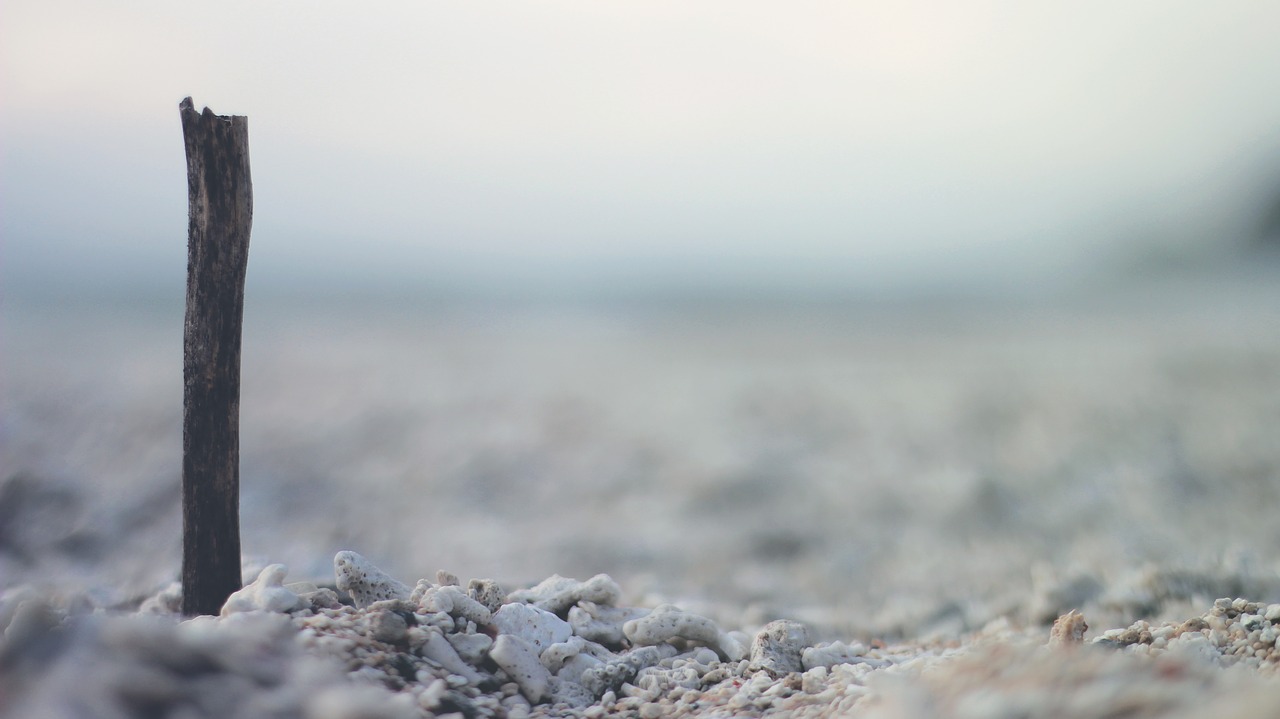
[180,96,251,616]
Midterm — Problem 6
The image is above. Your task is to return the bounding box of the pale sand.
[3,277,1280,716]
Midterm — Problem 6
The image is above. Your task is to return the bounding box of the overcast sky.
[4,1,1280,299]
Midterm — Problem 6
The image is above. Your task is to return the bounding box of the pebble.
[508,573,623,616]
[624,604,745,661]
[1048,608,1089,646]
[220,564,303,616]
[11,550,1280,719]
[801,640,872,670]
[750,619,811,674]
[419,678,447,709]
[445,630,493,666]
[421,628,485,684]
[491,602,573,653]
[568,601,649,648]
[802,665,829,694]
[333,551,413,608]
[415,584,493,625]
[540,635,590,673]
[490,634,552,703]
[466,578,508,613]
[368,609,409,644]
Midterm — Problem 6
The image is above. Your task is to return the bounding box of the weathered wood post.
[179,96,252,616]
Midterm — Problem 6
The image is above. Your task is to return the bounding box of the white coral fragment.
[421,628,484,684]
[415,584,492,625]
[491,602,572,653]
[508,573,622,616]
[445,631,493,666]
[490,634,552,703]
[623,604,744,661]
[801,640,880,671]
[333,551,412,609]
[466,578,507,612]
[539,635,591,674]
[750,619,811,674]
[568,601,648,647]
[556,652,605,685]
[220,564,303,617]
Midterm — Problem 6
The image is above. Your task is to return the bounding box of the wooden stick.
[179,96,252,616]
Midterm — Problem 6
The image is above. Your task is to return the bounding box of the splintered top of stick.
[179,96,246,124]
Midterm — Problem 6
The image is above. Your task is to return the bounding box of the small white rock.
[750,619,811,674]
[220,564,302,617]
[568,602,648,647]
[492,603,572,654]
[446,631,494,666]
[540,636,588,674]
[509,574,623,615]
[333,551,412,609]
[801,641,870,671]
[422,628,484,684]
[623,604,743,661]
[490,634,552,703]
[426,585,492,625]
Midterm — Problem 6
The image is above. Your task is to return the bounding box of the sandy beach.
[4,275,1280,717]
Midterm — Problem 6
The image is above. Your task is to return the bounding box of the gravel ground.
[3,274,1280,716]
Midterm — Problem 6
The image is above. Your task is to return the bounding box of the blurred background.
[4,1,1280,636]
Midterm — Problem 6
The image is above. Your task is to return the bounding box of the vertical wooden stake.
[180,96,252,616]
